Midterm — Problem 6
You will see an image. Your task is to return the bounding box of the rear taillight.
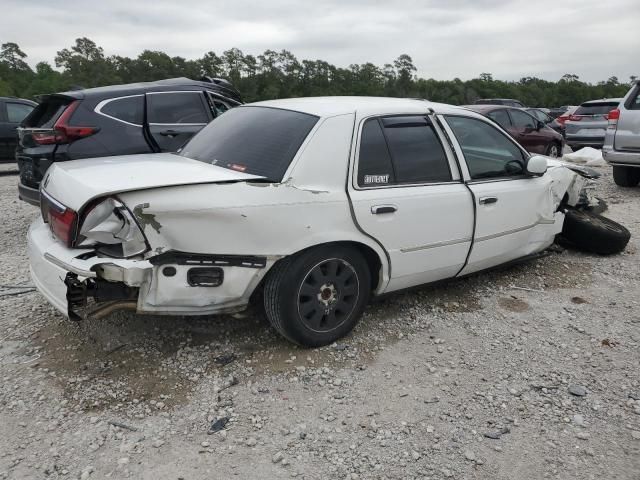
[607,108,620,129]
[32,101,99,146]
[41,191,78,247]
[568,114,582,121]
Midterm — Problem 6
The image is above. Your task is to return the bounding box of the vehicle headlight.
[77,198,148,258]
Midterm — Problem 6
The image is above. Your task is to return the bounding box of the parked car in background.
[565,98,622,151]
[473,98,526,108]
[28,97,627,347]
[555,106,579,127]
[0,97,37,162]
[466,105,564,157]
[17,77,241,205]
[603,81,640,186]
[526,107,565,136]
[548,105,577,119]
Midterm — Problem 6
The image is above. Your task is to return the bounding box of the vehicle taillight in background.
[607,108,620,129]
[41,190,78,247]
[31,101,99,145]
[568,114,583,122]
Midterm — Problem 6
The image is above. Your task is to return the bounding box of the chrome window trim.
[94,94,144,127]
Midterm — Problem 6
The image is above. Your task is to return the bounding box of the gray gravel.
[1,164,639,479]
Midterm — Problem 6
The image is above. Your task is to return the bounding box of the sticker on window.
[363,174,389,185]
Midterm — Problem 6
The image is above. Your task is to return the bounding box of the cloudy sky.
[3,0,639,83]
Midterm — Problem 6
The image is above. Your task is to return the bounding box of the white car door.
[440,114,561,275]
[348,114,474,292]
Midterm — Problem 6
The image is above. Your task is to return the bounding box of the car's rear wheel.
[264,245,371,347]
[612,165,640,187]
[546,142,561,158]
[560,209,630,255]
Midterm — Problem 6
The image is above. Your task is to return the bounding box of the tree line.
[0,38,636,107]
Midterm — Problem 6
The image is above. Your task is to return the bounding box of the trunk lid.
[42,152,264,210]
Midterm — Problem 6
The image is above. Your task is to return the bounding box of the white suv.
[28,97,627,346]
[603,80,640,186]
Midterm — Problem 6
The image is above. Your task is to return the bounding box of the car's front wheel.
[612,165,640,187]
[264,245,371,347]
[546,142,561,158]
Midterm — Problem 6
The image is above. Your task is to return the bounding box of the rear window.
[23,96,71,128]
[627,87,640,110]
[575,102,620,115]
[179,106,319,181]
[100,95,144,125]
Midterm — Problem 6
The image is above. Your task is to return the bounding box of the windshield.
[179,106,319,181]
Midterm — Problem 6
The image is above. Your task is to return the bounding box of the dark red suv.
[465,105,564,157]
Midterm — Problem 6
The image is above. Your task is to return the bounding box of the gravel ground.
[0,163,639,480]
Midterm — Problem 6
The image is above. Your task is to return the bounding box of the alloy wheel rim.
[297,258,359,333]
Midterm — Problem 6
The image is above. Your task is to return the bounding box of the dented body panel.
[27,97,597,322]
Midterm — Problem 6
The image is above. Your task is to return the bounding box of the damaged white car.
[28,97,630,346]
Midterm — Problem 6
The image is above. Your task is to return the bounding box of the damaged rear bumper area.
[28,219,271,320]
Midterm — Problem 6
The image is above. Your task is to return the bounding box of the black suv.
[0,97,37,162]
[17,77,241,205]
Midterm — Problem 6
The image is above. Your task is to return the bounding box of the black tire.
[561,209,630,255]
[263,245,371,347]
[612,166,640,187]
[546,142,562,158]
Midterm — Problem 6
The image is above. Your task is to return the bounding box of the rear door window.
[357,119,395,186]
[509,110,537,129]
[381,116,451,184]
[99,95,144,125]
[6,103,34,123]
[487,109,512,129]
[147,92,209,124]
[179,106,318,181]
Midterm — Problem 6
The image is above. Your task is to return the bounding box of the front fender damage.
[546,163,598,210]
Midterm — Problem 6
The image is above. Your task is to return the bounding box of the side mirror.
[526,155,547,176]
[537,120,545,130]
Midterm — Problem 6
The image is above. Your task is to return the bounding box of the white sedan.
[28,97,626,346]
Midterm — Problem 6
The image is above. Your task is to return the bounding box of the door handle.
[160,129,180,137]
[371,205,397,214]
[479,196,498,205]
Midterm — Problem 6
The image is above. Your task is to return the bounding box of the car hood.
[42,153,263,210]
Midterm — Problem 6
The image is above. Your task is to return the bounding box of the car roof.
[463,104,525,113]
[477,98,520,102]
[580,98,623,105]
[45,77,241,102]
[0,96,37,105]
[247,96,472,117]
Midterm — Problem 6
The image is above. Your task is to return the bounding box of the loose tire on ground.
[263,245,371,347]
[560,209,630,255]
[612,165,640,187]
